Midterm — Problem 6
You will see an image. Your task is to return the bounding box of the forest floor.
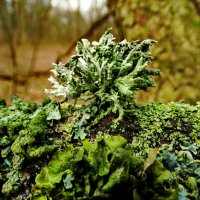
[0,42,68,104]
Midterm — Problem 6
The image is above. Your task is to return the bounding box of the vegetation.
[0,0,107,102]
[107,0,200,103]
[45,29,160,122]
[0,30,199,200]
[1,0,200,104]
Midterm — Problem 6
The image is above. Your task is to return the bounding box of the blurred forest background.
[0,0,200,104]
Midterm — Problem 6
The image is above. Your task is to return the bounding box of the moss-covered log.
[0,98,199,199]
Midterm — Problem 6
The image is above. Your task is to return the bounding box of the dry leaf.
[143,148,158,172]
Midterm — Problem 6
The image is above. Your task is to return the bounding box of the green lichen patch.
[33,133,200,200]
[33,135,143,199]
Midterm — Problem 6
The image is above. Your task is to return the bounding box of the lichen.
[0,31,199,200]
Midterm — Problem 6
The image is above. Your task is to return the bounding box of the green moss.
[27,144,61,158]
[0,97,63,199]
[119,102,199,155]
[1,96,199,199]
[36,148,74,189]
[1,170,23,196]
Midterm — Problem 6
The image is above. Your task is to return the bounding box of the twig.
[56,12,113,63]
[0,71,50,85]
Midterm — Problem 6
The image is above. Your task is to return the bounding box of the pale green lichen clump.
[45,29,160,122]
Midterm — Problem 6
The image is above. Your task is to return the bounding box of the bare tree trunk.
[9,39,18,98]
[0,0,19,101]
[9,0,19,98]
[24,0,52,94]
[17,0,25,45]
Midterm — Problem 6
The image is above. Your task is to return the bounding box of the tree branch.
[56,12,113,63]
[0,71,50,85]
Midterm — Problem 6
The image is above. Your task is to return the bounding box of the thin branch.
[0,71,50,85]
[0,0,20,99]
[24,0,52,93]
[56,11,113,63]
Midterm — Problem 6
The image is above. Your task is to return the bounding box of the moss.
[0,96,199,199]
[0,30,199,199]
[1,170,23,196]
[0,97,64,199]
[27,144,61,158]
[88,102,199,156]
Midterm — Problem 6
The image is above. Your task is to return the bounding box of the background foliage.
[107,0,200,103]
